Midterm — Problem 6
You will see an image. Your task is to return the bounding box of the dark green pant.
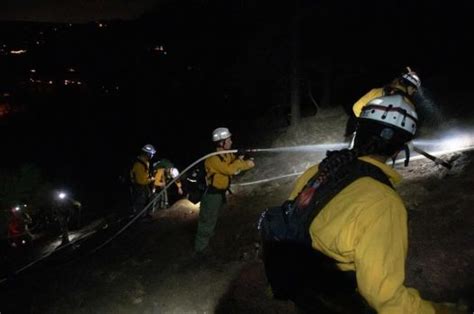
[194,192,224,252]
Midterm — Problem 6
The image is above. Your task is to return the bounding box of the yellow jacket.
[154,168,182,189]
[130,156,150,186]
[154,168,166,188]
[288,156,436,314]
[352,86,414,117]
[205,153,254,190]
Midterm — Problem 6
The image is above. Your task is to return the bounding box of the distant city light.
[0,105,11,117]
[10,49,27,55]
[68,68,76,72]
[30,69,36,73]
[64,79,83,85]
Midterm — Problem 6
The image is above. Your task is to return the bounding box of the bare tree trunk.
[289,3,301,126]
[320,56,333,108]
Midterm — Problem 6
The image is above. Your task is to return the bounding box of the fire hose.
[0,140,469,283]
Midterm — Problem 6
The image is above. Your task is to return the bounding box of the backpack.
[258,159,393,304]
[153,159,174,171]
[185,162,207,204]
[152,159,175,180]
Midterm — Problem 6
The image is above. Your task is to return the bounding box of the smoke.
[415,87,444,129]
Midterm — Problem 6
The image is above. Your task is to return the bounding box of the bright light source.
[438,133,474,152]
[10,49,27,55]
[58,192,67,200]
[170,168,180,179]
[13,206,20,211]
[413,129,474,154]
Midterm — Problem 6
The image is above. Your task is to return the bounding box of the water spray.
[88,143,349,253]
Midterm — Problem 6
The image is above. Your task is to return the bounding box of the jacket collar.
[358,156,402,185]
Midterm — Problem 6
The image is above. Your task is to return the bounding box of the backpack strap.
[136,157,149,174]
[291,159,393,243]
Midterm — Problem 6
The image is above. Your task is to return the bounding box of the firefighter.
[152,160,183,212]
[286,95,466,313]
[53,191,81,246]
[194,127,255,255]
[346,67,421,142]
[7,204,33,248]
[129,144,156,217]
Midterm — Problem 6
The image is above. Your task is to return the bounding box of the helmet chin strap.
[391,144,411,167]
[403,144,411,167]
[395,142,453,169]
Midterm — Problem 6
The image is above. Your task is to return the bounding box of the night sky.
[0,0,161,23]
[1,0,473,213]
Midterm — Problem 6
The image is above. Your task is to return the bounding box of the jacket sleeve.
[132,162,150,185]
[352,88,383,117]
[207,155,254,176]
[354,197,436,314]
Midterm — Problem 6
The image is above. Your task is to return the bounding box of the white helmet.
[142,144,156,155]
[212,127,232,142]
[401,71,421,89]
[359,95,418,136]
